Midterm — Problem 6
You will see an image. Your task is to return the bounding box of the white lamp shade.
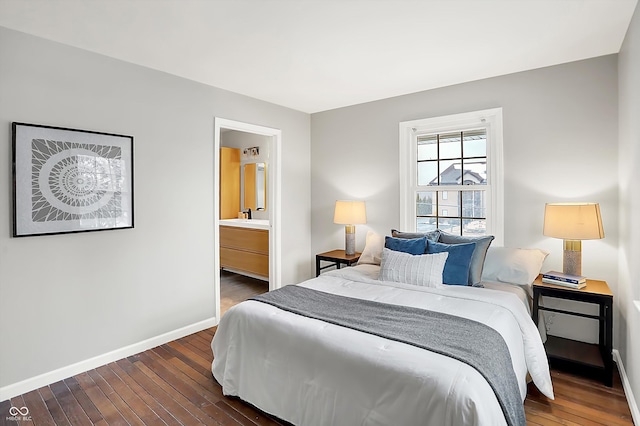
[543,203,604,240]
[334,200,367,225]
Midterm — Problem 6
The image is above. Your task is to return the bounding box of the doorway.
[214,118,281,323]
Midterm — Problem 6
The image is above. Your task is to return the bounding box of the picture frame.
[12,122,134,237]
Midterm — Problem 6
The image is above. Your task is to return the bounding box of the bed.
[211,234,554,426]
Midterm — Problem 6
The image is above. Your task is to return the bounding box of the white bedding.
[212,265,554,426]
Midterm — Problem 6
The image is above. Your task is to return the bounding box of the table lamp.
[543,202,604,276]
[334,200,367,256]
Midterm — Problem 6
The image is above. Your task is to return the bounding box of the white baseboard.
[0,316,217,402]
[614,349,640,425]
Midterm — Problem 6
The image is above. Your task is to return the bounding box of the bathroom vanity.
[219,219,269,280]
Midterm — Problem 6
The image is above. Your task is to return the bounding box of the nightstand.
[315,249,361,277]
[532,275,613,386]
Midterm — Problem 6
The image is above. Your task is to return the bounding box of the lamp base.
[345,225,355,256]
[563,239,582,276]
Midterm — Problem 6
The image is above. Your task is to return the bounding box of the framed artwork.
[12,122,134,237]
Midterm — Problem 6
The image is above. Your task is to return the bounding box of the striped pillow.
[379,248,448,288]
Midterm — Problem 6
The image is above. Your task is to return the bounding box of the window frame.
[399,108,504,245]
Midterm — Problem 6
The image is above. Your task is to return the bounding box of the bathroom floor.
[220,270,269,316]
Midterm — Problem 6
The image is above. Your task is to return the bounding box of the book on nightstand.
[541,277,587,289]
[542,270,586,284]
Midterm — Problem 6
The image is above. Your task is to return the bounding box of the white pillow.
[379,248,448,288]
[358,230,384,265]
[481,247,549,286]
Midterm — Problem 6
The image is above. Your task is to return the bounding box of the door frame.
[213,117,282,323]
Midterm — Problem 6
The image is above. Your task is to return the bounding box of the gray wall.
[0,27,311,390]
[311,55,619,345]
[618,2,640,415]
[1,14,637,411]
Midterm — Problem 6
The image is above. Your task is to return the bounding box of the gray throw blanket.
[251,285,525,426]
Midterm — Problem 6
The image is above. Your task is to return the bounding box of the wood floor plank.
[132,358,232,425]
[200,327,216,340]
[48,380,93,426]
[551,377,631,411]
[215,399,272,426]
[87,368,146,426]
[523,413,567,426]
[95,364,165,426]
[527,380,633,425]
[63,377,104,424]
[115,357,202,425]
[220,270,268,317]
[1,271,634,425]
[109,360,181,426]
[7,395,32,425]
[551,369,626,396]
[166,340,211,370]
[38,386,71,426]
[190,331,215,348]
[222,397,283,426]
[135,351,221,420]
[21,389,56,426]
[183,332,213,353]
[178,336,212,361]
[74,371,129,425]
[0,400,12,426]
[525,398,603,426]
[158,342,213,379]
[74,372,125,424]
[164,348,218,391]
[142,349,221,407]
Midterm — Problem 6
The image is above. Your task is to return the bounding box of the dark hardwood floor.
[219,270,269,317]
[1,273,635,425]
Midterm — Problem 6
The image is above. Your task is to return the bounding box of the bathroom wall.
[220,130,270,220]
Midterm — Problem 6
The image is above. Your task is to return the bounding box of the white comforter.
[212,266,554,426]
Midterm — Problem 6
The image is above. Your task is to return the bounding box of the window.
[399,108,503,245]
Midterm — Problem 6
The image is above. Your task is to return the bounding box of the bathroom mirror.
[243,162,266,211]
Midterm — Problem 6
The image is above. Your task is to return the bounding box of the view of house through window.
[399,108,503,243]
[416,129,487,235]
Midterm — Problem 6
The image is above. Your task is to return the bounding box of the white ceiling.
[0,0,637,113]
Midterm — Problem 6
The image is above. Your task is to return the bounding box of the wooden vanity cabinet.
[220,225,269,278]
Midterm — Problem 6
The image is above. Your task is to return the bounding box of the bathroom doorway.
[213,118,281,323]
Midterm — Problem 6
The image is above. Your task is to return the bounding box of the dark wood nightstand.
[532,275,613,386]
[315,249,361,277]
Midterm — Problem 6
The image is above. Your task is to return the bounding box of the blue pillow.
[384,236,427,255]
[438,232,495,286]
[426,240,476,285]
